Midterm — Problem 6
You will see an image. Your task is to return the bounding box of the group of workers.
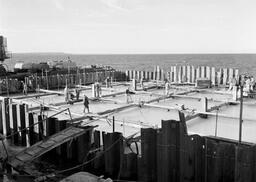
[229,76,255,98]
[64,86,90,113]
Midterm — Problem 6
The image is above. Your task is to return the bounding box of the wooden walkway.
[8,126,95,175]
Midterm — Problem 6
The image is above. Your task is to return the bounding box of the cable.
[55,135,123,174]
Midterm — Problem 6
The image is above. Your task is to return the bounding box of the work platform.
[8,125,95,176]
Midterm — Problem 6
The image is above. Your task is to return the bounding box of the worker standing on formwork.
[64,85,69,103]
[229,77,237,91]
[83,94,90,113]
[95,82,101,98]
[22,81,28,95]
[105,77,111,88]
[125,87,135,103]
[75,88,80,100]
[165,79,170,96]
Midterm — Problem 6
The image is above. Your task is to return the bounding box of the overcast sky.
[1,0,256,53]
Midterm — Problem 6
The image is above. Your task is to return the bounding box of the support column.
[206,66,211,80]
[223,68,228,85]
[12,104,19,145]
[187,65,191,83]
[1,99,6,135]
[156,66,160,81]
[132,79,137,91]
[211,67,216,86]
[235,69,239,81]
[196,67,201,80]
[201,66,206,78]
[229,68,234,85]
[0,100,3,134]
[178,66,182,83]
[217,69,223,86]
[191,66,195,83]
[182,65,187,82]
[19,104,26,146]
[173,66,177,83]
[232,86,238,101]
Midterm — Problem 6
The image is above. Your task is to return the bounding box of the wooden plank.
[206,139,221,182]
[9,126,96,173]
[19,104,26,146]
[141,128,157,182]
[183,135,205,182]
[235,145,255,182]
[0,100,3,134]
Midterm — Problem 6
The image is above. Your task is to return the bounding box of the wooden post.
[104,132,123,178]
[196,67,201,81]
[232,86,238,101]
[235,69,239,81]
[9,99,13,139]
[178,66,182,83]
[187,65,191,83]
[170,66,174,82]
[1,99,6,136]
[161,69,165,81]
[132,79,137,91]
[223,68,228,85]
[206,66,211,80]
[229,68,234,85]
[182,65,187,82]
[112,116,115,133]
[24,104,30,146]
[203,97,208,112]
[133,70,136,80]
[157,66,160,81]
[12,104,19,145]
[211,67,216,86]
[91,84,96,98]
[28,113,35,145]
[217,69,222,86]
[141,128,157,182]
[191,66,195,83]
[19,104,26,146]
[201,66,206,78]
[239,85,243,143]
[173,66,177,83]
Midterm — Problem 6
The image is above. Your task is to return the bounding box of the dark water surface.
[6,53,256,76]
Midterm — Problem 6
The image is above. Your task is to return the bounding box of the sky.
[0,0,256,54]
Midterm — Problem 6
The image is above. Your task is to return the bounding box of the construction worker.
[83,94,90,113]
[75,88,80,100]
[64,85,69,103]
[22,81,28,95]
[105,77,110,88]
[165,79,170,95]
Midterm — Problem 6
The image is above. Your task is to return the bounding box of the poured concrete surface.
[11,81,256,143]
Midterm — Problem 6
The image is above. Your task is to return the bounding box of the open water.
[5,53,256,77]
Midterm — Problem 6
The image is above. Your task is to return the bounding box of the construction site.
[0,62,256,182]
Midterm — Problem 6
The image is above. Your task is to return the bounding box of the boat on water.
[1,35,256,181]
